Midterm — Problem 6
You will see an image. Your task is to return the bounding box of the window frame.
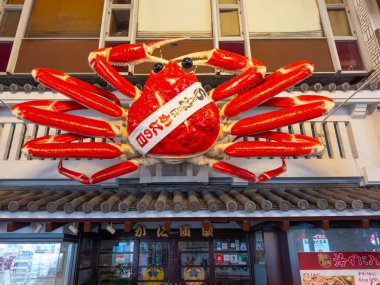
[217,1,244,41]
[5,0,105,75]
[0,0,25,74]
[0,0,373,75]
[322,0,371,73]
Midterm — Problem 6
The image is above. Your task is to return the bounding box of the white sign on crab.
[128,82,213,155]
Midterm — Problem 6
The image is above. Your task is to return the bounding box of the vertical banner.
[298,252,380,285]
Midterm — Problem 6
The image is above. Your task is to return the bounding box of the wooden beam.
[237,220,251,232]
[124,222,132,233]
[45,222,65,232]
[280,221,290,231]
[202,220,211,232]
[83,222,98,233]
[361,219,370,229]
[7,222,30,232]
[164,221,171,232]
[321,220,330,231]
[242,220,250,232]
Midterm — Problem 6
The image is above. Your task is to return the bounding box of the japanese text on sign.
[129,82,212,154]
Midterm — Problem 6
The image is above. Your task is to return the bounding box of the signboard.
[312,234,330,252]
[298,252,380,285]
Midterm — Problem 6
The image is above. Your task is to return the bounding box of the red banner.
[298,252,380,270]
[298,252,380,285]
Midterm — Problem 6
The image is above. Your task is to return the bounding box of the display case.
[213,238,250,285]
[179,241,210,284]
[97,240,134,285]
[77,238,96,285]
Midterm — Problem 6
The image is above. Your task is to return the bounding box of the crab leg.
[213,132,324,158]
[32,69,126,118]
[89,38,185,99]
[12,105,125,139]
[189,156,287,183]
[58,157,158,184]
[22,134,139,159]
[174,49,266,101]
[209,66,265,101]
[221,61,315,117]
[13,100,86,112]
[223,95,334,136]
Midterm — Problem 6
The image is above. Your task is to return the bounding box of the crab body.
[128,61,220,159]
[12,38,334,184]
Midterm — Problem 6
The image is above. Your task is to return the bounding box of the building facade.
[0,0,380,284]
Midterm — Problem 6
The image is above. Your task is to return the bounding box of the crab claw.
[173,48,266,74]
[88,38,188,99]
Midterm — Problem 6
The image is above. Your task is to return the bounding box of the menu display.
[0,242,75,285]
[298,252,380,285]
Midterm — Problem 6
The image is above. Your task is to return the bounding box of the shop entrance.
[94,236,253,285]
[137,239,251,285]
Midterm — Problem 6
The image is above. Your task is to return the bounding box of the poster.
[313,234,330,252]
[216,254,224,263]
[298,252,380,285]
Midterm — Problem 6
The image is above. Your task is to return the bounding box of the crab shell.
[127,61,220,159]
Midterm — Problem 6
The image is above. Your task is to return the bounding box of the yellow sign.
[183,267,205,285]
[134,225,146,237]
[143,266,165,285]
[157,225,168,238]
[202,224,213,237]
[179,224,191,237]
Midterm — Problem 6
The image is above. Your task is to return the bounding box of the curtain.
[246,0,323,37]
[137,0,212,38]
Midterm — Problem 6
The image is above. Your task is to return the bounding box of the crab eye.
[181,57,193,69]
[153,63,164,73]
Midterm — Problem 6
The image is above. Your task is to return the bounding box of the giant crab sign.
[12,38,334,184]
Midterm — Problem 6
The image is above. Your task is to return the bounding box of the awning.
[0,185,378,221]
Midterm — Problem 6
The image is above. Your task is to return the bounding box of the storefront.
[0,185,377,285]
[1,0,380,284]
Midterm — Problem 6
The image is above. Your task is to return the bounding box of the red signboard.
[298,252,380,285]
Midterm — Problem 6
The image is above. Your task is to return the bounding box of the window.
[104,0,133,41]
[133,39,215,74]
[325,0,365,71]
[0,0,24,72]
[292,227,380,253]
[0,242,77,285]
[254,231,267,285]
[246,0,323,38]
[137,0,212,38]
[245,0,334,72]
[25,0,103,38]
[0,10,21,37]
[11,0,103,73]
[217,0,245,57]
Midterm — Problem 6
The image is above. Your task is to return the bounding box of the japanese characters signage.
[134,225,146,237]
[129,82,212,154]
[298,252,380,285]
[179,224,191,237]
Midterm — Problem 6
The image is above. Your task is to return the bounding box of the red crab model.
[12,38,334,184]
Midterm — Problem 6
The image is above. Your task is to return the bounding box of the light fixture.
[68,223,79,235]
[34,223,44,234]
[106,223,116,235]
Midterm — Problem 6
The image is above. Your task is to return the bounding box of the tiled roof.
[0,185,379,214]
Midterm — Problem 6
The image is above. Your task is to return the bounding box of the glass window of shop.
[8,0,104,73]
[245,0,335,72]
[0,241,77,285]
[292,228,380,253]
[291,227,380,285]
[135,0,214,74]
